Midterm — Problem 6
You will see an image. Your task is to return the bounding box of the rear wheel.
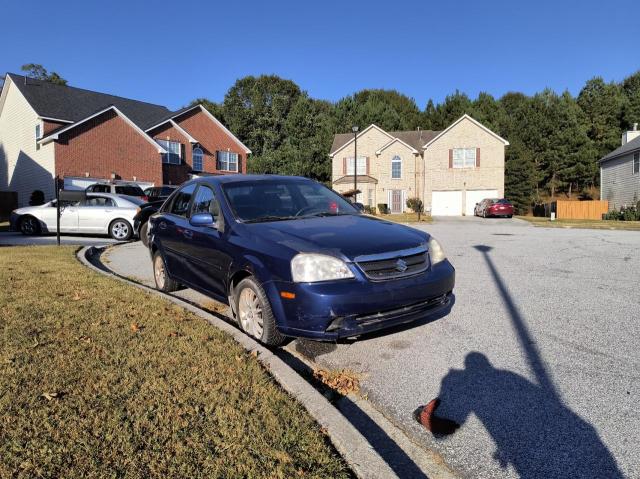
[19,216,40,235]
[109,219,132,241]
[235,277,285,346]
[153,251,178,292]
[139,221,149,247]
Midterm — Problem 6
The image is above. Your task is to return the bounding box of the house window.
[35,123,41,150]
[217,151,238,172]
[193,147,204,172]
[391,155,402,179]
[634,152,639,175]
[156,139,181,164]
[368,188,374,207]
[453,148,476,168]
[346,156,367,175]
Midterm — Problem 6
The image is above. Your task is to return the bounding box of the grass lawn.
[0,221,9,232]
[517,216,640,231]
[375,212,433,224]
[0,246,351,478]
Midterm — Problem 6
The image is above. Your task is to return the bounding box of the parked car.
[133,200,165,247]
[10,192,143,240]
[86,181,148,201]
[474,198,514,218]
[143,185,177,203]
[148,175,455,346]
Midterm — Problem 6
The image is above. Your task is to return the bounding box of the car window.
[84,196,115,207]
[495,199,510,204]
[191,185,220,219]
[223,180,358,222]
[144,187,154,196]
[169,183,197,217]
[161,186,175,195]
[91,184,110,193]
[115,185,144,196]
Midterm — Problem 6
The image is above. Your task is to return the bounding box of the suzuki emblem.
[395,258,408,272]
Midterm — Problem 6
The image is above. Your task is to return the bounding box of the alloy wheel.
[111,221,129,240]
[154,255,166,289]
[238,288,264,339]
[21,217,37,234]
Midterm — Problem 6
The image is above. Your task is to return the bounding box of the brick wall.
[43,120,68,135]
[175,108,247,175]
[148,123,192,185]
[54,110,163,184]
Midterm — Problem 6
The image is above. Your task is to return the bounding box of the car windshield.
[493,199,510,204]
[223,180,359,223]
[115,185,144,196]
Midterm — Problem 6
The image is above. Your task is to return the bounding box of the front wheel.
[109,219,132,241]
[235,277,285,346]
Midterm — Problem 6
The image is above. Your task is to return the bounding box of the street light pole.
[352,126,359,202]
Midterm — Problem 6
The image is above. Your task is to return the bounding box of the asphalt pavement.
[102,217,640,478]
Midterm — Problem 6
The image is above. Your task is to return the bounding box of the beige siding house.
[330,115,509,216]
[0,75,57,206]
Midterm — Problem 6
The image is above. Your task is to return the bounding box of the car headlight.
[428,237,446,265]
[291,253,354,282]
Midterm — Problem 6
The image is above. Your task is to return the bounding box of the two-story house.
[599,123,640,209]
[329,115,509,216]
[0,73,250,207]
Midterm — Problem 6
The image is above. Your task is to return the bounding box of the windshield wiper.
[243,215,297,224]
[302,212,351,218]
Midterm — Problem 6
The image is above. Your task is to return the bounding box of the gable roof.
[422,114,509,148]
[7,73,171,130]
[6,72,251,155]
[600,135,640,163]
[39,105,168,153]
[329,124,394,157]
[330,126,440,157]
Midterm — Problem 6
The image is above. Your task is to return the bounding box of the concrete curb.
[77,246,398,479]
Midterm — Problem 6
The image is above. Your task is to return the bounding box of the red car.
[474,198,514,218]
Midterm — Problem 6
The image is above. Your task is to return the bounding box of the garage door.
[465,190,498,216]
[431,191,463,216]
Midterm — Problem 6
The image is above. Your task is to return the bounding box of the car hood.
[246,214,429,260]
[13,205,47,215]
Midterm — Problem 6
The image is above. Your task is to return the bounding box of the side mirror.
[476,203,479,206]
[190,212,216,227]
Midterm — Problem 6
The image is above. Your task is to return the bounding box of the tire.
[507,215,513,219]
[482,210,487,218]
[139,221,149,247]
[109,218,132,241]
[234,277,285,347]
[19,215,41,236]
[153,251,178,292]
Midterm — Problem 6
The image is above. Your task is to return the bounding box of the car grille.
[357,251,429,281]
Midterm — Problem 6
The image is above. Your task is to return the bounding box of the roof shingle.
[600,135,640,163]
[330,128,441,155]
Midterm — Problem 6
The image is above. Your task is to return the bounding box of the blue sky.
[2,0,638,111]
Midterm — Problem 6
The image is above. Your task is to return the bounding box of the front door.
[391,190,402,213]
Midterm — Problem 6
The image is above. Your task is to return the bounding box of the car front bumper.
[265,260,455,340]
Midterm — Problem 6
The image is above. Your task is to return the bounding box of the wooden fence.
[555,200,609,220]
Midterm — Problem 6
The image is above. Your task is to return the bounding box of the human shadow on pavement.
[428,245,622,478]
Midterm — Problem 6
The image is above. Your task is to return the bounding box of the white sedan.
[9,193,143,240]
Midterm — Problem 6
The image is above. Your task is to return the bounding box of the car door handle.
[159,222,167,230]
[183,229,193,239]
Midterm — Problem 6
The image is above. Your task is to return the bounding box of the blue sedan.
[148,175,455,346]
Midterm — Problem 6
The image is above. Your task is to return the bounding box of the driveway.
[103,217,639,478]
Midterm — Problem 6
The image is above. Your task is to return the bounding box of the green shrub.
[363,205,376,215]
[603,204,640,221]
[377,203,389,214]
[406,197,424,219]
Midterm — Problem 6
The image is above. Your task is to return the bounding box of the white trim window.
[193,147,204,172]
[453,148,476,168]
[391,155,402,179]
[634,152,639,175]
[35,123,42,150]
[217,150,239,172]
[346,156,367,175]
[156,139,181,164]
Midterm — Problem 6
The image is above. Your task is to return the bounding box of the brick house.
[0,73,250,206]
[329,115,509,216]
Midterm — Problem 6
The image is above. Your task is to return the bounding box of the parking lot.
[103,217,639,478]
